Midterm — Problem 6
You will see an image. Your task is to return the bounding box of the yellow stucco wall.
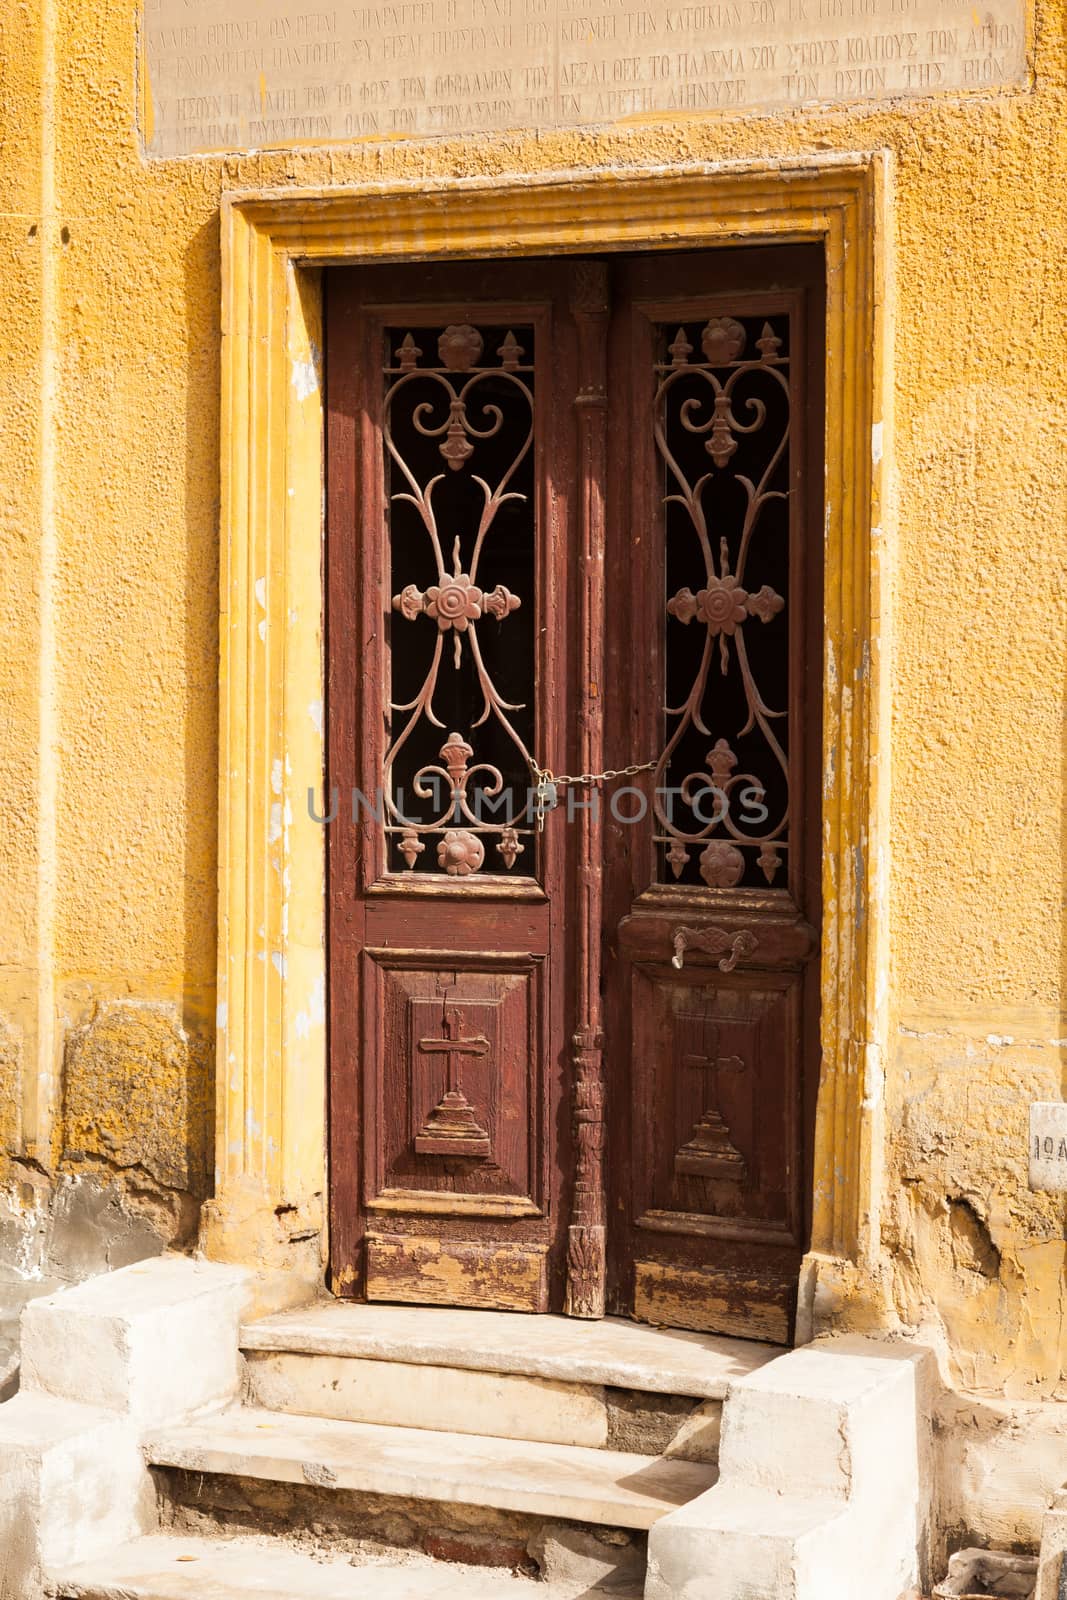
[0,0,1064,1407]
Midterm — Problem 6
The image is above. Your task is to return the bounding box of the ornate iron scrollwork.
[383,324,538,877]
[653,315,792,889]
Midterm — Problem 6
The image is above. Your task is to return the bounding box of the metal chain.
[528,756,658,830]
[533,759,657,789]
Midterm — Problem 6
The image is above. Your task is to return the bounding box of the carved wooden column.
[565,260,610,1318]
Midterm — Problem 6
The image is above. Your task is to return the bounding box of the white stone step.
[245,1347,618,1447]
[144,1405,717,1531]
[241,1303,777,1399]
[50,1533,556,1600]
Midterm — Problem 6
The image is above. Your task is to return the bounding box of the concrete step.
[49,1533,587,1600]
[240,1304,775,1455]
[241,1303,775,1398]
[242,1346,723,1456]
[145,1405,717,1532]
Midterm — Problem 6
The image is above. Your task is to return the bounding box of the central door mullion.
[564,261,612,1319]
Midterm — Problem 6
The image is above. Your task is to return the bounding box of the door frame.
[203,156,893,1336]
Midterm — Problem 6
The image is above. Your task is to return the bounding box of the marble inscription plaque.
[143,0,1027,158]
[1030,1102,1067,1193]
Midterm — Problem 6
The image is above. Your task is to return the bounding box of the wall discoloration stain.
[0,1016,22,1157]
[62,1000,211,1194]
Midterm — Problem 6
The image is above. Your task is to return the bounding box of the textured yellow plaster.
[0,1019,22,1161]
[0,0,1063,1408]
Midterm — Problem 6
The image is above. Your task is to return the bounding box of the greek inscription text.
[144,0,1027,157]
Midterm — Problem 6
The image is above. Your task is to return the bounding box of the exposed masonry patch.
[158,1467,645,1580]
[947,1197,1001,1280]
[604,1389,703,1457]
[882,1035,1065,1400]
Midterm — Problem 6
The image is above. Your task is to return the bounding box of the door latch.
[672,925,759,973]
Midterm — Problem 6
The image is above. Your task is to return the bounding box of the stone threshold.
[241,1303,779,1400]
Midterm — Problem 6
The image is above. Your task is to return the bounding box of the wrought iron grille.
[384,322,538,878]
[652,313,792,890]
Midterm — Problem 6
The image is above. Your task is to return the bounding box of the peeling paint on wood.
[365,1234,549,1313]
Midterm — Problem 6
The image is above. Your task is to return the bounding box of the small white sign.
[1029,1103,1067,1192]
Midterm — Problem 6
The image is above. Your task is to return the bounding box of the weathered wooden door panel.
[361,944,551,1310]
[362,949,547,1211]
[327,261,579,1311]
[327,248,823,1334]
[621,954,812,1342]
[603,248,825,1342]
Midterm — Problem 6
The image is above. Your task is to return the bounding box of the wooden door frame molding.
[203,154,894,1330]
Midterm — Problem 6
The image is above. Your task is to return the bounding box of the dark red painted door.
[326,260,581,1312]
[603,248,825,1342]
[326,249,823,1335]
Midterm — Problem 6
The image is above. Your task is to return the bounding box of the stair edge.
[238,1314,773,1400]
[144,1407,717,1531]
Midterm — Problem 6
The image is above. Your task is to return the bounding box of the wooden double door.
[326,248,823,1341]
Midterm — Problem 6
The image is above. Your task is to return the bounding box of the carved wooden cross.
[415,1000,493,1159]
[682,1047,745,1119]
[418,1002,490,1092]
[676,1023,747,1180]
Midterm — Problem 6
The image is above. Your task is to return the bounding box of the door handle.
[672,925,759,972]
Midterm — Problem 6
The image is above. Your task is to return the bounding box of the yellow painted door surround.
[201,157,891,1330]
